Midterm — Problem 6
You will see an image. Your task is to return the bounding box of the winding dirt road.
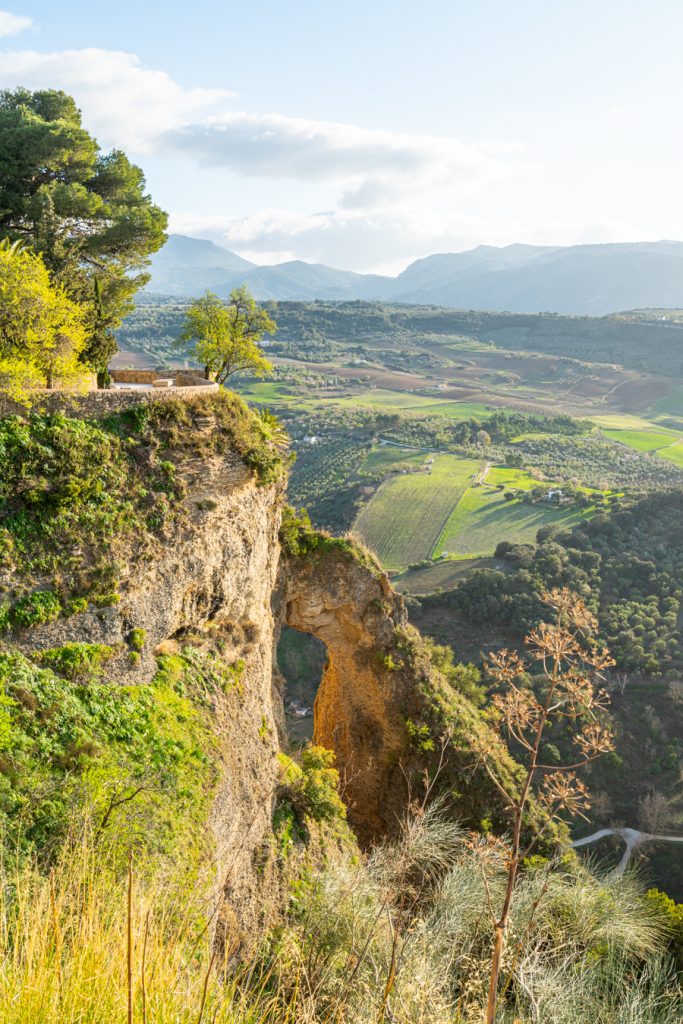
[572,827,683,875]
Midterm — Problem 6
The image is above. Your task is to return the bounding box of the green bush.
[64,597,88,616]
[645,888,683,968]
[275,745,347,844]
[91,593,120,608]
[296,745,347,825]
[279,505,321,556]
[10,590,62,628]
[0,649,217,864]
[37,643,115,682]
[405,717,435,753]
[273,746,349,860]
[127,628,147,651]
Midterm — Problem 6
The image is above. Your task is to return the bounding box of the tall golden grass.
[0,833,295,1024]
[1,810,680,1024]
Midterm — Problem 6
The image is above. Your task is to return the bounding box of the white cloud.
[169,204,523,273]
[0,40,638,272]
[0,40,525,269]
[0,10,31,37]
[0,48,229,151]
[162,111,520,269]
[169,206,646,276]
[163,111,509,197]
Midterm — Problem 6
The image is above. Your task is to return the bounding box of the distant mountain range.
[146,235,683,315]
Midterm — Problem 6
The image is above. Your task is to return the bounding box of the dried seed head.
[541,771,591,815]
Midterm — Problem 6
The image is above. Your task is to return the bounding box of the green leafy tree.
[0,240,89,398]
[0,88,167,381]
[178,287,275,383]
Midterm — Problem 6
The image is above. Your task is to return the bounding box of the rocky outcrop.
[1,395,530,936]
[4,443,286,937]
[281,547,412,843]
[279,542,529,848]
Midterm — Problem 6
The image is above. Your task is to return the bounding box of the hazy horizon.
[172,233,683,274]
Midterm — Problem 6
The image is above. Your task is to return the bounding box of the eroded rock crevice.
[281,550,413,844]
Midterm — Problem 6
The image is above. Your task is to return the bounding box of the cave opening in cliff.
[277,625,328,744]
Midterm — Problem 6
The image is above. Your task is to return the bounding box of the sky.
[1,1,682,274]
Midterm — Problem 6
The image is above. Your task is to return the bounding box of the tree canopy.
[178,287,275,383]
[0,241,89,398]
[0,88,167,379]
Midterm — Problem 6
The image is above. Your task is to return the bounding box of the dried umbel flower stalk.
[481,588,615,1024]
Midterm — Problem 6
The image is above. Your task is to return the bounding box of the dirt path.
[572,827,683,875]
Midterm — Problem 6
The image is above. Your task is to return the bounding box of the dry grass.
[1,812,680,1024]
[0,833,295,1024]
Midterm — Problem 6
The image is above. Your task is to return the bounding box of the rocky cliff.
[0,391,533,940]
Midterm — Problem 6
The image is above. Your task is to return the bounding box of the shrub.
[296,745,347,825]
[275,745,347,844]
[645,888,683,968]
[405,717,435,752]
[10,590,62,628]
[0,649,217,863]
[64,597,88,616]
[127,628,147,651]
[91,593,120,608]
[37,643,115,682]
[279,505,321,556]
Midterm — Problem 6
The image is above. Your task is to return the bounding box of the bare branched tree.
[638,788,672,836]
[473,588,615,1024]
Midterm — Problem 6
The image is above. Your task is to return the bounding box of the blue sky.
[1,1,682,272]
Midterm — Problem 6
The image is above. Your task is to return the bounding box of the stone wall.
[0,377,219,419]
[110,369,166,384]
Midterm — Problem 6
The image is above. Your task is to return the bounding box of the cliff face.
[6,448,285,934]
[0,394,526,938]
[281,548,411,844]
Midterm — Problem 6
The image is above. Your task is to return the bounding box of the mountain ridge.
[148,235,683,314]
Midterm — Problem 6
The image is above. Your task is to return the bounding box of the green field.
[647,385,683,417]
[335,391,494,419]
[236,380,496,421]
[353,455,483,570]
[433,467,600,558]
[602,428,681,451]
[393,557,502,594]
[588,413,664,430]
[234,381,312,409]
[335,389,448,411]
[658,441,683,467]
[359,446,428,474]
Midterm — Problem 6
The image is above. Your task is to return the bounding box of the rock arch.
[281,547,412,844]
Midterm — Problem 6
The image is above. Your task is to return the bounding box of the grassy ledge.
[0,391,286,619]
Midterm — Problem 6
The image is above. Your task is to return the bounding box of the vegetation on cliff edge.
[0,391,286,619]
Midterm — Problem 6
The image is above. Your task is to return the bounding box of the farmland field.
[359,446,427,474]
[393,557,503,595]
[353,455,482,569]
[588,413,668,430]
[602,428,681,451]
[335,391,494,419]
[659,441,683,467]
[433,467,601,558]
